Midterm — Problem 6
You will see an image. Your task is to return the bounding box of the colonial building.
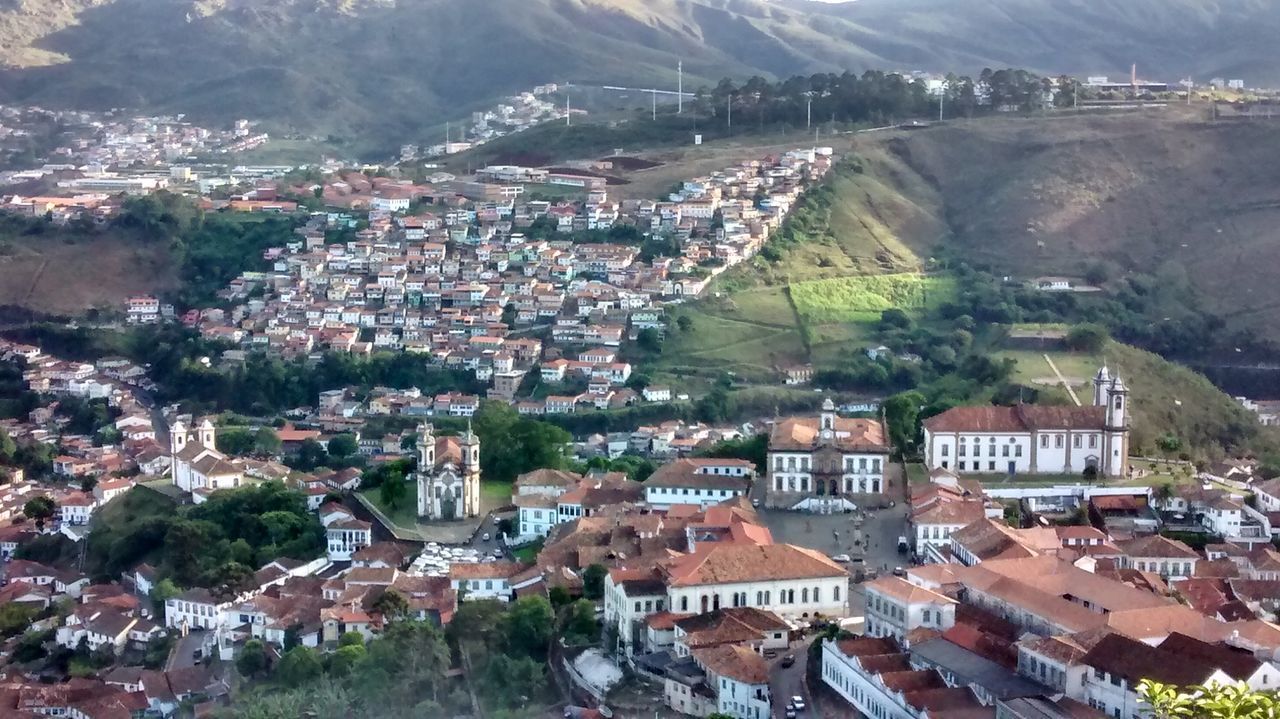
[416,423,481,520]
[169,418,244,498]
[765,398,890,510]
[921,366,1130,478]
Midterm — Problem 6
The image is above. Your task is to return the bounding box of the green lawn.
[904,462,929,484]
[789,273,955,325]
[997,349,1102,386]
[359,482,419,528]
[481,481,514,511]
[512,538,544,564]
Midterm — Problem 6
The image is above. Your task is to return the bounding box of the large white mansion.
[766,399,891,510]
[922,366,1130,477]
[416,423,482,521]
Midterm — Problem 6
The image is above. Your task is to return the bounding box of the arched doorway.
[829,479,839,496]
[440,486,457,520]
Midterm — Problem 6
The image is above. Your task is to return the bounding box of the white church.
[416,423,482,521]
[170,418,244,500]
[922,366,1130,478]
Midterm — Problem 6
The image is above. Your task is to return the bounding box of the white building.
[169,419,244,497]
[766,399,890,509]
[164,588,230,631]
[1115,535,1199,580]
[922,366,1130,478]
[449,561,520,602]
[605,544,848,651]
[416,423,482,520]
[822,635,989,719]
[1080,632,1280,719]
[644,458,755,510]
[862,576,957,642]
[325,517,372,561]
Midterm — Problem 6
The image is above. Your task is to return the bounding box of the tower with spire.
[416,422,482,521]
[1092,365,1130,477]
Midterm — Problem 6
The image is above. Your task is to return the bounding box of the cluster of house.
[823,534,1280,719]
[403,83,566,159]
[178,148,831,399]
[0,108,271,216]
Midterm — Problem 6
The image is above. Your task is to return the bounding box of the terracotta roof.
[913,500,987,526]
[514,468,582,489]
[449,561,524,580]
[691,644,769,685]
[645,459,752,492]
[1117,535,1199,559]
[768,415,888,453]
[866,576,957,605]
[1082,632,1255,687]
[662,544,846,586]
[924,404,1105,433]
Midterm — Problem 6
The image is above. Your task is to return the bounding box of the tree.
[338,631,364,648]
[379,473,408,509]
[0,603,38,638]
[0,428,17,463]
[1139,679,1278,719]
[277,645,323,687]
[1152,482,1175,509]
[293,438,329,470]
[560,599,599,645]
[23,495,55,530]
[372,589,411,621]
[636,328,663,353]
[502,595,554,660]
[254,427,282,456]
[1065,323,1109,353]
[328,643,365,676]
[236,638,268,678]
[582,564,607,601]
[327,434,358,459]
[676,315,694,333]
[882,391,925,455]
[149,579,180,618]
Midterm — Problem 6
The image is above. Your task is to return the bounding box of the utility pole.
[678,61,683,115]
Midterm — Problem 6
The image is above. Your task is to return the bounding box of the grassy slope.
[652,151,944,381]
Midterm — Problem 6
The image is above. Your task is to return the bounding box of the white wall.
[645,485,744,509]
[822,642,916,719]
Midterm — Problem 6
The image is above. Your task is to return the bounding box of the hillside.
[2,0,1280,145]
[869,112,1280,347]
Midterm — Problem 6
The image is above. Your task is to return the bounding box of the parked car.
[481,532,490,541]
[781,654,796,668]
[893,566,906,577]
[791,696,807,711]
[832,553,852,563]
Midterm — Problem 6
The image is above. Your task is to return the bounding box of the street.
[166,629,210,671]
[768,636,812,718]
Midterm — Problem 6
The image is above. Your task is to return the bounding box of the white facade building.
[922,366,1129,478]
[766,399,890,509]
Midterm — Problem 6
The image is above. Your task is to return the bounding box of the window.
[1055,434,1064,449]
[1089,435,1098,448]
[959,444,967,457]
[680,597,688,612]
[801,588,809,602]
[958,462,966,471]
[1041,435,1049,448]
[859,457,867,470]
[1114,396,1123,411]
[988,461,996,471]
[1073,434,1082,448]
[833,586,840,601]
[1002,445,1009,457]
[872,458,881,472]
[941,444,949,457]
[1015,445,1023,458]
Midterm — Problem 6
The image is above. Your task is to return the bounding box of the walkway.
[1043,353,1082,406]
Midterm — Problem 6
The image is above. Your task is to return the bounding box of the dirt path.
[1043,353,1082,406]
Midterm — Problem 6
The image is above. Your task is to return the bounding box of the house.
[1080,632,1280,718]
[922,367,1130,478]
[1115,535,1199,580]
[821,635,991,719]
[644,458,755,510]
[326,517,373,561]
[766,398,890,510]
[862,576,957,642]
[675,644,771,719]
[165,587,230,630]
[449,561,522,602]
[605,543,849,651]
[643,386,673,403]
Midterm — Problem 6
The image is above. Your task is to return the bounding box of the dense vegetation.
[84,484,324,596]
[222,594,594,719]
[113,192,299,308]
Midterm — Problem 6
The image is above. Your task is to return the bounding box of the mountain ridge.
[0,0,1278,144]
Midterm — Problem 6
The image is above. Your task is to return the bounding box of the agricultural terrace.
[789,273,955,324]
